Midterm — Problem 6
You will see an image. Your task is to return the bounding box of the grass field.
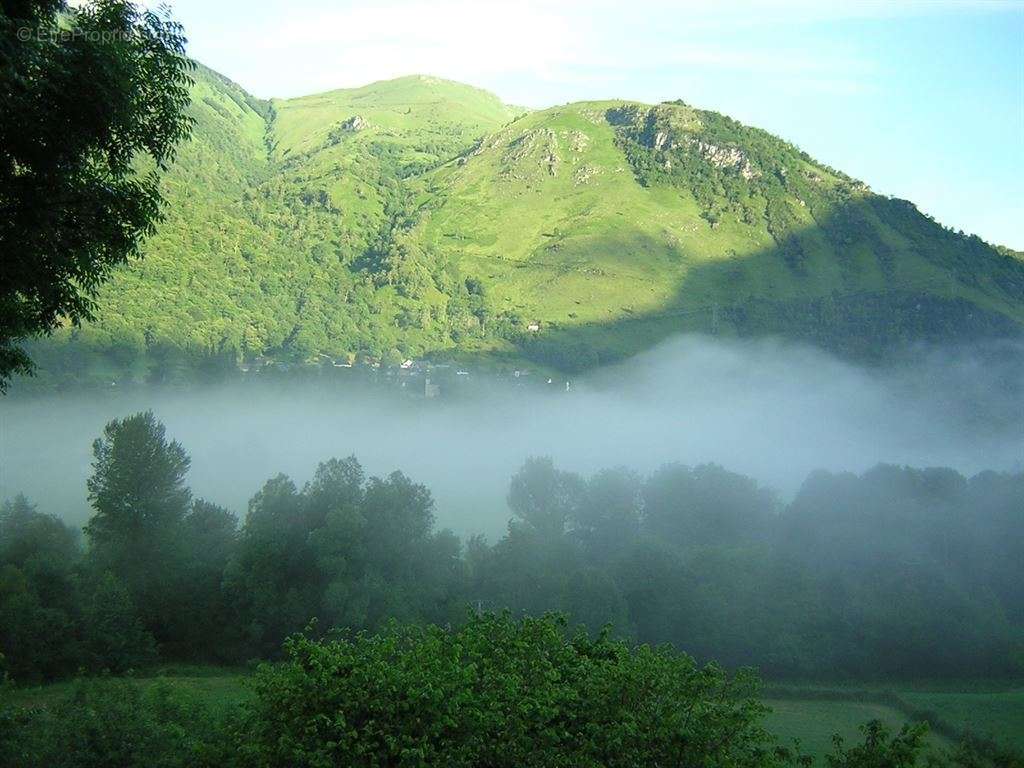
[764,680,1024,761]
[900,689,1024,753]
[4,665,252,718]
[764,698,950,764]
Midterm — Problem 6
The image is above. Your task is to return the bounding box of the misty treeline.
[1,411,1022,684]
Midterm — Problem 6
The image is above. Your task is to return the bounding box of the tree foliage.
[0,0,194,385]
[1,416,1022,687]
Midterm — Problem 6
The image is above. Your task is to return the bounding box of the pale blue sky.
[164,0,1023,248]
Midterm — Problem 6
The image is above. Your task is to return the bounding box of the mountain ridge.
[26,65,1023,384]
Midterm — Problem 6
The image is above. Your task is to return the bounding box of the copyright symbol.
[17,27,32,41]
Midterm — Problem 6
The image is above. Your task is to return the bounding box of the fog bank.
[2,335,1021,538]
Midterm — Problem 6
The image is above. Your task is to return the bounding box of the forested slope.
[33,66,1024,381]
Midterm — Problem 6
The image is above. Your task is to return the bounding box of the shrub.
[232,612,803,768]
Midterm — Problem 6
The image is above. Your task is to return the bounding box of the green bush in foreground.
[1,616,1018,767]
[234,612,801,768]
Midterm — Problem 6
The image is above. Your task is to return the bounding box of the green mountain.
[36,65,1024,381]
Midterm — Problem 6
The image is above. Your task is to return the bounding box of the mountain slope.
[415,100,1023,365]
[48,68,522,380]
[35,67,1024,382]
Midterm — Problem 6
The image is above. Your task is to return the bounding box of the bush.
[232,612,802,768]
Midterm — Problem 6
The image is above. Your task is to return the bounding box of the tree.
[0,564,79,681]
[643,463,776,549]
[225,458,466,657]
[303,457,365,530]
[0,495,82,680]
[0,494,80,606]
[0,0,195,386]
[507,457,584,538]
[225,473,320,656]
[308,460,369,630]
[79,572,155,672]
[471,460,638,636]
[778,464,1016,677]
[826,720,932,768]
[356,471,462,628]
[85,411,191,640]
[573,466,641,559]
[965,470,1024,622]
[176,498,238,658]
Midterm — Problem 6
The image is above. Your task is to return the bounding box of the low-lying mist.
[2,334,1021,538]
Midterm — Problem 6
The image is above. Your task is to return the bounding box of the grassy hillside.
[32,67,1024,383]
[419,99,1023,367]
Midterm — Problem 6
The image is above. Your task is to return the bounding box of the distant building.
[527,322,541,332]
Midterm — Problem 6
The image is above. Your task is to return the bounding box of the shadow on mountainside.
[495,196,1024,373]
[12,195,1024,393]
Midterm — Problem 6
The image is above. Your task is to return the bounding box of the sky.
[161,0,1024,248]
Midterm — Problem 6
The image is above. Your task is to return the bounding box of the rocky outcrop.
[684,138,759,180]
[568,130,590,153]
[605,103,762,181]
[501,128,561,179]
[327,115,369,146]
[574,164,600,185]
[340,115,367,132]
